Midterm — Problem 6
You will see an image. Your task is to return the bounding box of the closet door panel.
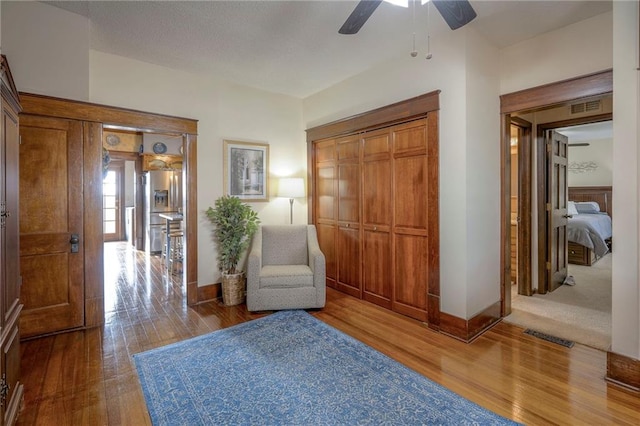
[362,229,391,307]
[336,226,361,297]
[316,165,336,221]
[393,233,428,321]
[316,223,336,288]
[336,135,360,296]
[362,130,392,307]
[394,155,428,233]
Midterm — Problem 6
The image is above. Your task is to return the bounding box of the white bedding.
[567,213,612,257]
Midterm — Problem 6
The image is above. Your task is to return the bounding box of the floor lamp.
[277,178,305,224]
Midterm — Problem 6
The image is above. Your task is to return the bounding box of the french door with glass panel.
[103,162,125,242]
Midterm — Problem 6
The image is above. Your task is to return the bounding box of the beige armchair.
[247,225,326,312]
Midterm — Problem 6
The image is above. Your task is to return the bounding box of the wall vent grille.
[570,100,602,115]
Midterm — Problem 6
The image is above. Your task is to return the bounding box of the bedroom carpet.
[134,310,519,426]
[504,254,611,351]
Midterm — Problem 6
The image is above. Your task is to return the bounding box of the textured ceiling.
[44,0,613,98]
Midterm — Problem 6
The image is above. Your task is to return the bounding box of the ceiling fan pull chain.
[410,0,418,57]
[426,1,433,59]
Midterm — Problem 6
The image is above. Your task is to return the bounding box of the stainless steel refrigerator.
[144,170,183,253]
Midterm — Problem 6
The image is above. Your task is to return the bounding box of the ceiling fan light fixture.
[383,0,409,8]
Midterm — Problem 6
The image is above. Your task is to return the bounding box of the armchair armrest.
[247,228,263,293]
[307,225,326,288]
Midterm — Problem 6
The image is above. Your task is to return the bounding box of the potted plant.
[206,195,260,306]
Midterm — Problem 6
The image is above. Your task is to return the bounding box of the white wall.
[90,52,306,286]
[1,1,90,101]
[464,29,501,316]
[611,0,639,359]
[566,138,613,187]
[500,11,613,94]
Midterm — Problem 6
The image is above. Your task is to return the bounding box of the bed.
[567,186,613,266]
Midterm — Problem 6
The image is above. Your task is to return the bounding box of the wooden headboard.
[569,186,612,218]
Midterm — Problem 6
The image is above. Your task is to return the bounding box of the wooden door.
[19,115,85,338]
[314,139,337,288]
[547,130,569,292]
[103,162,125,242]
[362,129,392,308]
[336,135,361,298]
[1,85,24,425]
[392,120,429,322]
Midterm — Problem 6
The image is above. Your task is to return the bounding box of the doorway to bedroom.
[507,118,613,351]
[499,71,613,350]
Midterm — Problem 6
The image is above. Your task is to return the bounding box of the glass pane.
[104,222,116,234]
[104,170,116,184]
[104,209,116,221]
[103,183,116,196]
[104,196,116,208]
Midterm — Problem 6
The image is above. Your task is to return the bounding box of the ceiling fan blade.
[431,0,477,30]
[339,0,383,35]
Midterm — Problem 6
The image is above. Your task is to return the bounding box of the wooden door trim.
[19,92,197,134]
[500,70,613,315]
[19,93,199,329]
[306,90,440,142]
[500,70,612,114]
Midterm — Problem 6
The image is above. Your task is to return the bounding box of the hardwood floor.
[18,242,640,425]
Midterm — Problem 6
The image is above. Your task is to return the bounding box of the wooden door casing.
[547,130,569,292]
[19,115,85,338]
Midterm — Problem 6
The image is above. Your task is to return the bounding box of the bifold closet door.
[361,129,392,309]
[313,139,337,289]
[391,120,429,322]
[336,135,361,298]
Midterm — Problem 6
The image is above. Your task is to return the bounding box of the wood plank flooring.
[18,242,640,425]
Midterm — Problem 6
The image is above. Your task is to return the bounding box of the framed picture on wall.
[223,140,269,202]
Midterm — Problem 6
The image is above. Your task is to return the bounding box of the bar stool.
[168,231,184,275]
[162,221,183,274]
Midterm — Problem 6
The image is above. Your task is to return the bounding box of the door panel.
[19,115,84,338]
[547,130,569,292]
[336,135,360,296]
[362,130,392,307]
[336,225,360,297]
[393,233,428,321]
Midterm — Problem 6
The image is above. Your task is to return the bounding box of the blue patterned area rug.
[134,310,518,425]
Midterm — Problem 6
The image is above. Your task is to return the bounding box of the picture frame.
[223,140,269,202]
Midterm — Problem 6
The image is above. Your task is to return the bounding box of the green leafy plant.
[206,195,260,275]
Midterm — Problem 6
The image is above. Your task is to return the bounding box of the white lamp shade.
[277,178,305,198]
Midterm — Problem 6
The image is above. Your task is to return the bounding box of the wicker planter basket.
[221,272,245,306]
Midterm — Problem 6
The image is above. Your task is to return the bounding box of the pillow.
[574,201,601,214]
[567,201,579,216]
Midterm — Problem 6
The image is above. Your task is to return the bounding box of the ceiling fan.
[339,0,477,35]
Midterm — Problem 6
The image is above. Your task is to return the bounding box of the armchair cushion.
[260,265,314,288]
[262,226,308,265]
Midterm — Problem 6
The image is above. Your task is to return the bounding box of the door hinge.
[0,373,10,407]
[546,143,551,153]
[0,201,7,228]
[546,203,551,211]
[546,262,551,271]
